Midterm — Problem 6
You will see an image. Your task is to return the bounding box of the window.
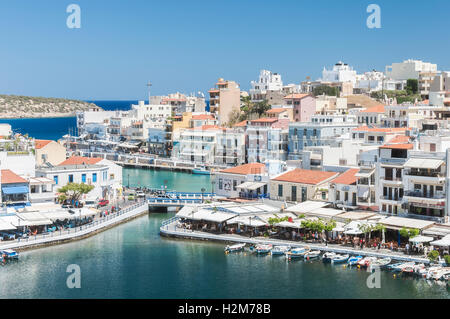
[219,179,223,190]
[93,173,97,183]
[81,174,86,183]
[278,184,283,197]
[68,174,74,183]
[233,180,237,191]
[53,175,58,185]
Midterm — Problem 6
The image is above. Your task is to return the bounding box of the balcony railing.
[404,191,445,199]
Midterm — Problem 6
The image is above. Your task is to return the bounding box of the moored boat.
[370,257,392,268]
[225,243,245,253]
[255,244,273,255]
[304,250,321,260]
[192,166,211,175]
[357,256,377,268]
[271,245,290,256]
[286,247,310,259]
[1,249,19,261]
[347,255,363,266]
[430,267,450,281]
[322,252,337,263]
[331,254,349,264]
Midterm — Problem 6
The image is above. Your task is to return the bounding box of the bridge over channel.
[146,192,216,207]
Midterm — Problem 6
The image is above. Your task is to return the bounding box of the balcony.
[380,177,403,185]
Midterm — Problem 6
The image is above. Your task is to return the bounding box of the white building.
[321,61,357,85]
[250,70,283,102]
[385,59,437,80]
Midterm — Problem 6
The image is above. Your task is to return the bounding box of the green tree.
[253,100,271,116]
[399,227,420,239]
[406,79,419,94]
[313,85,339,97]
[58,183,95,203]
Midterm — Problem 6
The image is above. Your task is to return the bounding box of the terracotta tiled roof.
[388,135,410,144]
[360,105,385,113]
[191,114,215,120]
[272,169,338,185]
[250,118,278,123]
[1,169,28,184]
[234,120,247,127]
[284,93,310,99]
[266,108,286,114]
[220,163,265,175]
[379,143,413,150]
[421,99,429,105]
[193,125,223,131]
[35,139,53,149]
[58,156,103,166]
[331,168,359,185]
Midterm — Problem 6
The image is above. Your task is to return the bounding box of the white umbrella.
[344,228,363,235]
[409,235,434,243]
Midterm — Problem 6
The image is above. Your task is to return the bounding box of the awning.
[286,201,329,215]
[41,211,76,221]
[409,235,434,243]
[236,182,266,191]
[190,209,235,223]
[227,216,267,227]
[404,158,444,170]
[0,219,16,231]
[355,169,375,178]
[379,216,435,230]
[306,207,344,218]
[2,186,29,195]
[431,235,450,247]
[275,219,304,229]
[16,212,53,226]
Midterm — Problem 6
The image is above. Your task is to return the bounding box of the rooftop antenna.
[147,81,152,104]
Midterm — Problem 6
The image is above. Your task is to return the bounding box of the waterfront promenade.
[160,217,430,264]
[0,200,149,251]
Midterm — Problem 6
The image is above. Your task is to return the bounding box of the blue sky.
[0,0,449,100]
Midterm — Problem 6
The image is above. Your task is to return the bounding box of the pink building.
[283,94,316,122]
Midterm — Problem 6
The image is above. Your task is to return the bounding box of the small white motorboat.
[331,254,350,264]
[224,243,245,253]
[430,267,450,281]
[271,245,290,256]
[357,257,377,268]
[304,250,321,260]
[286,247,310,259]
[255,244,273,255]
[370,257,392,268]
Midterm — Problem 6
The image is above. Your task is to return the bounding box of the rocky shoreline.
[0,94,100,118]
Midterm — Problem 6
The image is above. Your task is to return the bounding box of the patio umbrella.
[344,228,363,235]
[409,235,434,244]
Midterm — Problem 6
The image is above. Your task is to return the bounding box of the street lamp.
[201,187,206,203]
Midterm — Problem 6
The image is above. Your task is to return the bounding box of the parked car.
[97,199,109,207]
[136,191,146,198]
[128,194,135,201]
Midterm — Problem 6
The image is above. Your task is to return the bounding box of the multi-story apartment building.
[429,71,450,106]
[283,94,316,122]
[246,118,289,164]
[174,125,219,165]
[208,78,241,125]
[402,151,447,222]
[377,142,413,216]
[249,70,283,102]
[385,59,437,81]
[288,115,359,159]
[214,128,246,166]
[355,104,385,125]
[151,92,206,114]
[321,61,357,85]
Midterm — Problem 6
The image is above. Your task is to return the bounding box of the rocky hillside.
[0,94,101,118]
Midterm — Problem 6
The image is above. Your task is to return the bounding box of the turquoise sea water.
[0,110,448,298]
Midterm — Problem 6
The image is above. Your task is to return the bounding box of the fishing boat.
[1,249,19,261]
[331,254,349,264]
[401,263,417,275]
[224,243,245,253]
[255,244,273,255]
[357,256,377,268]
[192,166,211,175]
[304,250,321,260]
[418,265,441,278]
[426,266,444,280]
[286,247,310,259]
[271,245,290,256]
[347,255,363,266]
[370,257,392,268]
[322,252,337,263]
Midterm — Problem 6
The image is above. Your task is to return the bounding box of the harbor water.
[0,107,448,298]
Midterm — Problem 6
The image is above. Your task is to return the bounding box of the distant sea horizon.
[0,99,210,140]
